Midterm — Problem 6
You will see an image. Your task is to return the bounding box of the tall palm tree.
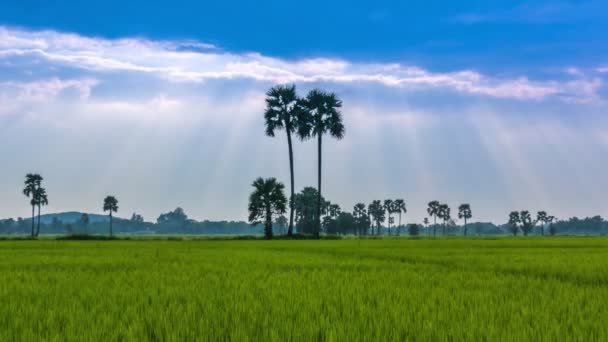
[299,89,344,239]
[383,199,394,235]
[264,85,303,237]
[508,211,520,236]
[536,211,548,236]
[353,203,367,235]
[394,199,406,235]
[368,200,385,236]
[34,187,48,237]
[458,204,472,236]
[103,196,119,237]
[427,201,440,237]
[438,204,450,235]
[23,173,43,237]
[423,217,430,236]
[248,177,287,239]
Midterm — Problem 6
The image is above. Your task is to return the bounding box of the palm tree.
[383,199,394,235]
[423,217,430,236]
[299,89,345,239]
[23,173,43,237]
[520,210,534,236]
[34,187,48,237]
[264,85,303,237]
[368,200,385,236]
[438,204,450,236]
[536,211,548,236]
[394,199,406,236]
[248,177,287,239]
[353,203,367,235]
[458,204,472,236]
[103,196,119,237]
[508,211,520,236]
[427,201,440,237]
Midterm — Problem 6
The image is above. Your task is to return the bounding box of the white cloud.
[598,67,608,74]
[0,26,603,103]
[0,77,98,102]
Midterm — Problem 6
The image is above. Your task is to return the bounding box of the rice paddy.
[1,237,606,340]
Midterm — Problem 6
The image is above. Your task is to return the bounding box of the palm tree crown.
[248,177,287,239]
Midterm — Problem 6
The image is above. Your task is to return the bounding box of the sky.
[0,0,607,224]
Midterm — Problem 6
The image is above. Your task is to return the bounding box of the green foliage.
[247,177,287,239]
[1,238,608,340]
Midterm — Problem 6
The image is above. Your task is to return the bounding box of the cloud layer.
[0,26,605,103]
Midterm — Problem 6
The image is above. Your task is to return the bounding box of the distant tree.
[335,212,356,235]
[299,89,345,238]
[275,215,288,235]
[408,223,420,236]
[383,199,394,235]
[264,84,306,237]
[103,196,119,237]
[294,187,327,234]
[508,211,520,236]
[536,211,548,236]
[248,177,287,239]
[23,173,43,237]
[520,210,534,236]
[394,199,406,236]
[157,208,188,226]
[353,203,369,235]
[34,187,48,237]
[548,215,557,236]
[423,217,430,236]
[80,213,90,234]
[427,201,441,237]
[368,200,385,235]
[438,204,450,236]
[323,203,341,234]
[458,204,473,236]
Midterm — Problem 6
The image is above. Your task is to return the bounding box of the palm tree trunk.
[398,212,402,236]
[265,205,273,239]
[433,215,436,237]
[31,205,35,237]
[316,133,322,239]
[109,212,113,237]
[36,205,41,237]
[286,130,295,237]
[464,218,467,236]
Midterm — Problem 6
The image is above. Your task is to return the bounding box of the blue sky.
[0,0,607,223]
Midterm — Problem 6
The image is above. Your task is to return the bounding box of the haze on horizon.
[1,0,607,224]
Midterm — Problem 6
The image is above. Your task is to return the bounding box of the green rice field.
[1,238,607,340]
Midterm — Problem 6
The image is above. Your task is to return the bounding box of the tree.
[157,208,188,226]
[34,187,48,237]
[80,213,90,234]
[23,173,43,237]
[458,204,472,236]
[408,224,420,236]
[131,213,144,223]
[423,217,430,236]
[438,204,450,236]
[264,85,305,237]
[293,187,327,234]
[393,199,406,236]
[383,199,394,235]
[548,216,557,236]
[353,203,369,235]
[275,215,288,235]
[368,200,385,235]
[508,211,520,236]
[335,212,356,235]
[299,89,345,238]
[520,210,534,236]
[103,196,119,237]
[248,177,287,239]
[536,211,548,236]
[427,201,440,237]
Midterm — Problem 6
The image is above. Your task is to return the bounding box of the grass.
[0,238,607,340]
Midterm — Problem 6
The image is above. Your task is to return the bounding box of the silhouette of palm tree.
[23,173,43,237]
[394,199,406,235]
[458,204,472,236]
[34,187,48,237]
[248,177,287,239]
[264,85,305,237]
[427,201,440,237]
[536,211,548,236]
[299,89,344,239]
[103,196,119,237]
